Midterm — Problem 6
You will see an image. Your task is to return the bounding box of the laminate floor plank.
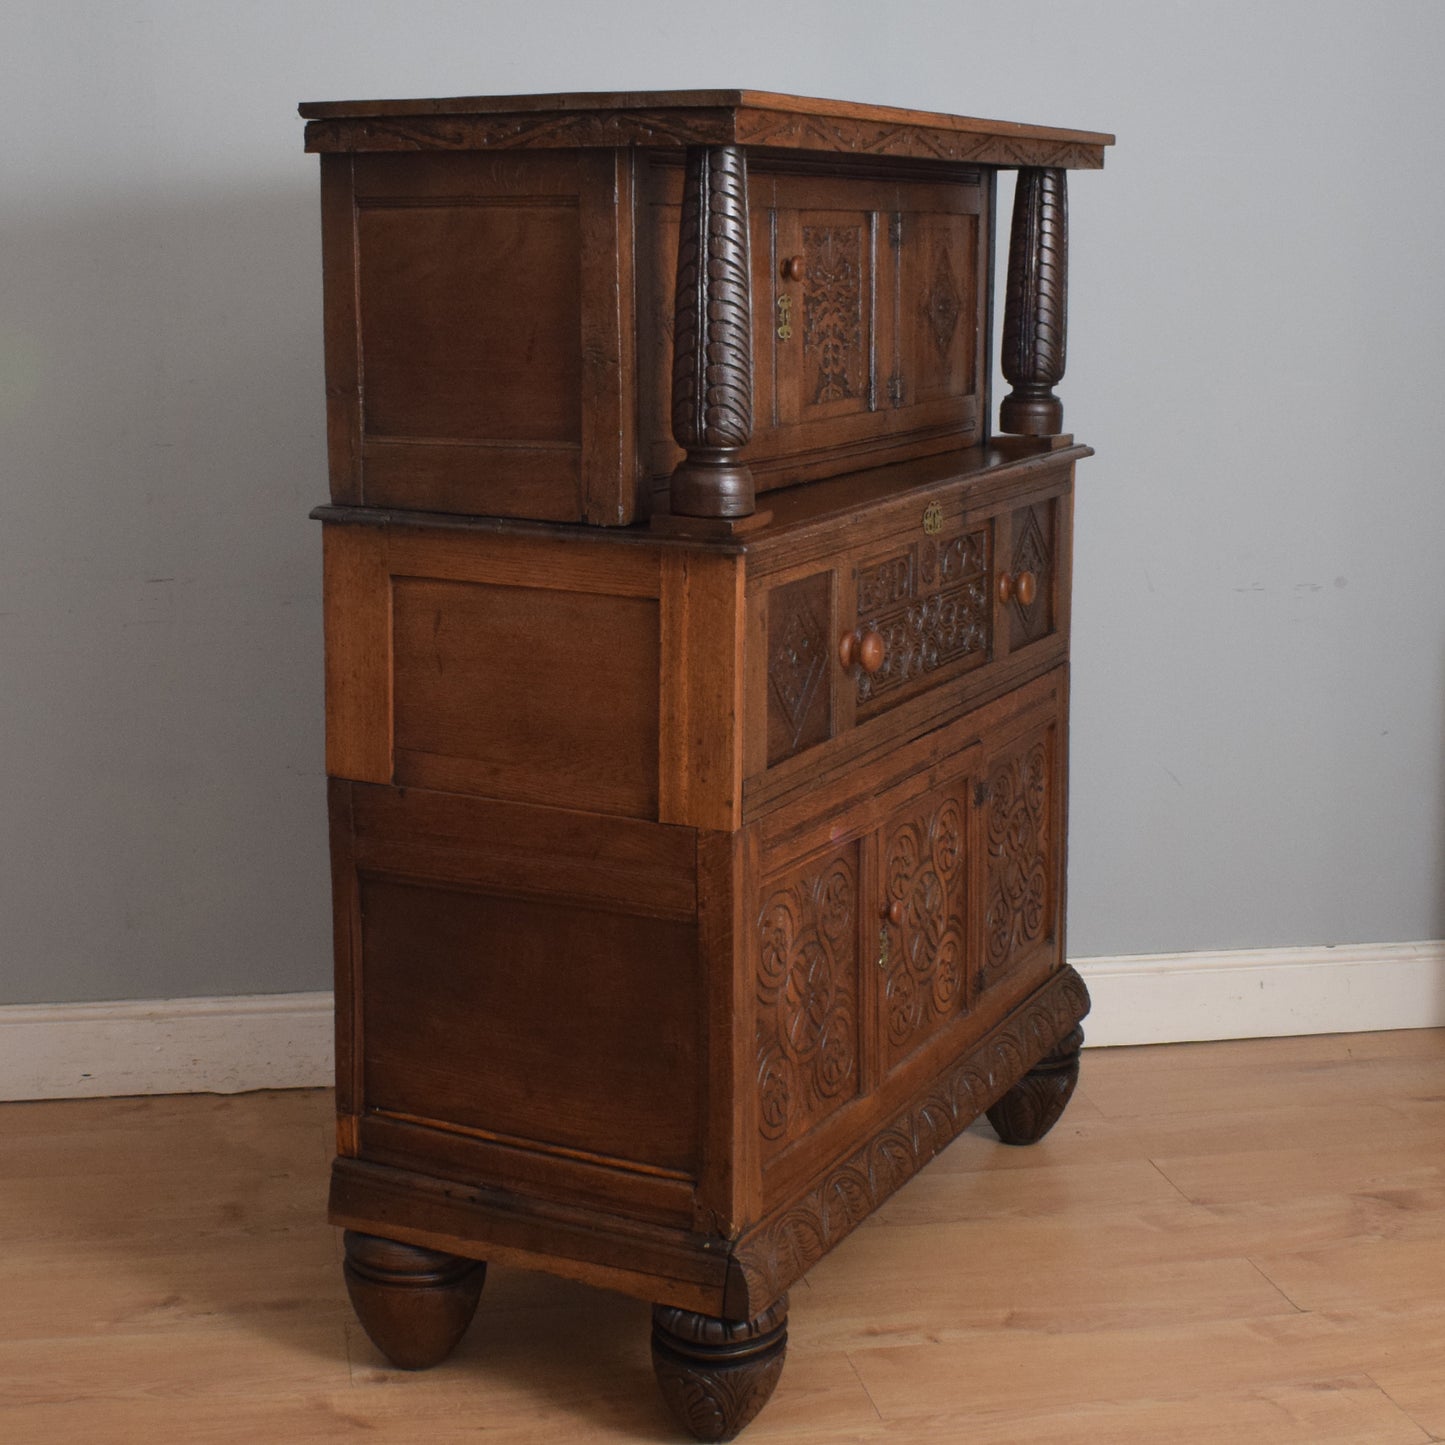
[2,1029,1443,1443]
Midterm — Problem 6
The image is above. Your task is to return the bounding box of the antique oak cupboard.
[301,90,1112,1440]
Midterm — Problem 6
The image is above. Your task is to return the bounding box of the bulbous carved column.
[670,145,755,519]
[652,1295,788,1441]
[999,167,1068,436]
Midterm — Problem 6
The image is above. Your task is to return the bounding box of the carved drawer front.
[852,516,994,722]
[978,709,1063,1001]
[755,840,864,1166]
[879,775,972,1073]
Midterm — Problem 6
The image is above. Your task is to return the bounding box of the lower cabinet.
[321,505,1087,1445]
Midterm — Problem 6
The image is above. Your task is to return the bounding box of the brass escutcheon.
[776,294,793,341]
[922,502,944,535]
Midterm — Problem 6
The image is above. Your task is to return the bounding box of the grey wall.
[2,1,1442,1004]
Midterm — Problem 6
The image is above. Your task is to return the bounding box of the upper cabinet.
[640,160,987,494]
[304,91,1111,528]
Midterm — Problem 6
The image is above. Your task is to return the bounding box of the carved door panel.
[877,771,973,1074]
[976,702,1064,1003]
[773,203,886,428]
[895,184,983,414]
[755,838,864,1167]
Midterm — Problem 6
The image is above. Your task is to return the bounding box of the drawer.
[746,470,1070,798]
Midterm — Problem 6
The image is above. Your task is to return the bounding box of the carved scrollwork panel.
[881,785,969,1065]
[756,847,860,1155]
[854,524,992,707]
[732,965,1091,1311]
[983,730,1055,989]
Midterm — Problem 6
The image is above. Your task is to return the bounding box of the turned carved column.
[670,145,755,519]
[999,167,1068,436]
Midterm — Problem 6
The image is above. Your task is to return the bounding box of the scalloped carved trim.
[303,111,1108,169]
[734,113,1105,169]
[304,109,736,154]
[729,966,1089,1311]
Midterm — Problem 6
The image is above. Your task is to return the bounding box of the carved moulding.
[726,964,1090,1314]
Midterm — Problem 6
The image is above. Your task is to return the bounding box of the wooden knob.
[840,628,886,673]
[857,629,885,674]
[997,573,1013,605]
[781,254,806,282]
[1015,570,1038,607]
[884,899,904,927]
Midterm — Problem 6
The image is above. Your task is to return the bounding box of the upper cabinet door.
[895,178,982,416]
[641,158,989,496]
[770,181,889,431]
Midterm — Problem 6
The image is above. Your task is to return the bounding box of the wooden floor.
[3,1029,1445,1443]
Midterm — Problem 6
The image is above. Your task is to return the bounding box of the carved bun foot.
[652,1295,788,1442]
[342,1230,485,1369]
[985,1025,1084,1145]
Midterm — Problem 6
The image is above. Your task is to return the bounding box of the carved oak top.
[300,89,1114,169]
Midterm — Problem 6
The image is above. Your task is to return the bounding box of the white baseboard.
[1076,940,1445,1047]
[0,992,334,1101]
[2,941,1442,1099]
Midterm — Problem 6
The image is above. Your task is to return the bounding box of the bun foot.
[652,1295,788,1441]
[342,1230,485,1369]
[986,1025,1084,1145]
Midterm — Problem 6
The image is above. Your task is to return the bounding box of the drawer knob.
[781,254,806,282]
[839,628,886,674]
[884,899,904,927]
[997,570,1039,606]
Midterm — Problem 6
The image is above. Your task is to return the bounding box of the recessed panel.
[391,577,660,818]
[361,878,700,1174]
[357,201,582,445]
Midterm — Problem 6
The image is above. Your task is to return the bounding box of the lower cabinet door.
[976,695,1066,1004]
[749,667,1067,1209]
[877,772,973,1076]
